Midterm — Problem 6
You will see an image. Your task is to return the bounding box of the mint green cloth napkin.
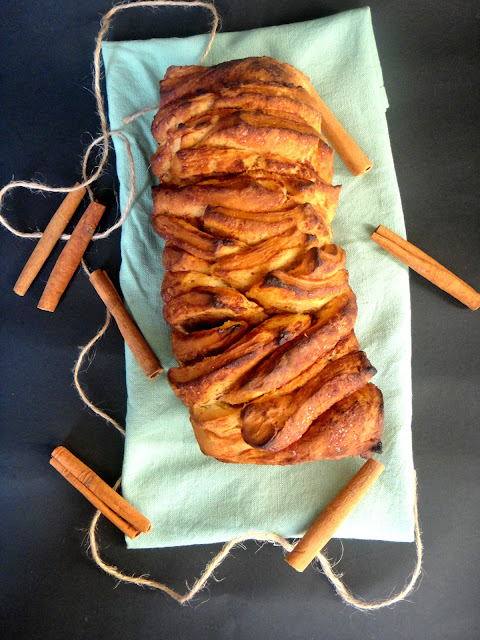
[102,7,414,549]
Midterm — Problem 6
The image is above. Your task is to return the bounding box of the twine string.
[74,310,126,436]
[89,526,422,609]
[0,1,219,241]
[3,0,422,608]
[122,103,161,126]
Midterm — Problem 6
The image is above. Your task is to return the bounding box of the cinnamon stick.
[286,458,384,572]
[14,183,87,296]
[89,269,163,379]
[38,201,105,312]
[315,95,373,177]
[50,446,151,539]
[371,225,480,310]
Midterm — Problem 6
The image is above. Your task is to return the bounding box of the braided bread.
[150,57,383,465]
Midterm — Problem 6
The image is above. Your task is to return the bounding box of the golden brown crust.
[158,58,324,110]
[152,110,327,180]
[203,204,332,246]
[162,285,267,332]
[190,383,383,465]
[151,85,324,144]
[211,228,317,291]
[240,351,376,451]
[168,313,312,406]
[150,57,383,464]
[162,243,212,274]
[152,175,290,218]
[160,270,228,302]
[153,214,246,261]
[225,292,358,404]
[171,320,250,365]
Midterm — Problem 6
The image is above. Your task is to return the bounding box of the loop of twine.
[3,0,423,609]
[87,492,422,608]
[0,0,218,241]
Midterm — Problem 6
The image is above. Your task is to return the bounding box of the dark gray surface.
[1,1,479,638]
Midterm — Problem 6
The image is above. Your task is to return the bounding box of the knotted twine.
[0,0,422,608]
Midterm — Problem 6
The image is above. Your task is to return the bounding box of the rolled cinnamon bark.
[14,183,86,296]
[286,458,384,572]
[314,95,373,176]
[89,269,163,379]
[38,201,105,312]
[371,225,480,310]
[50,446,151,538]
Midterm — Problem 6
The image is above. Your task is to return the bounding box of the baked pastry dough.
[150,57,383,464]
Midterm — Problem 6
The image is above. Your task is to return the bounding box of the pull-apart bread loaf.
[150,57,383,465]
